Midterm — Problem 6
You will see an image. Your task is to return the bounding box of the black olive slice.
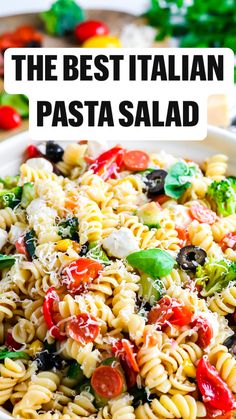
[79,242,89,256]
[46,141,64,163]
[177,245,207,270]
[144,170,168,197]
[223,334,236,355]
[36,350,63,371]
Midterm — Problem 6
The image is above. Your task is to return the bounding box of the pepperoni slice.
[190,203,217,225]
[122,339,139,373]
[91,365,123,399]
[123,150,150,171]
[67,313,99,344]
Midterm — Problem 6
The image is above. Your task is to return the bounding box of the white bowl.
[0,125,236,177]
[0,125,236,419]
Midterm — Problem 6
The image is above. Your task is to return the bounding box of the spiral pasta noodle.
[135,394,206,419]
[205,154,228,181]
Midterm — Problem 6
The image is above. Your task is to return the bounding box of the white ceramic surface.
[0,125,235,418]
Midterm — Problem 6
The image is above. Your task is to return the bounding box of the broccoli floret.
[196,258,236,297]
[207,178,236,216]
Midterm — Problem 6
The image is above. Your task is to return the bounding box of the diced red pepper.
[90,146,125,181]
[196,357,236,413]
[112,338,139,388]
[43,287,65,341]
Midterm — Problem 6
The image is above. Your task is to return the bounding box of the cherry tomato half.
[64,258,102,294]
[147,296,174,325]
[0,106,21,130]
[219,232,236,252]
[91,365,123,399]
[148,296,193,327]
[170,306,193,327]
[123,150,150,171]
[196,357,236,412]
[190,203,217,225]
[25,144,41,160]
[67,313,100,344]
[75,20,109,43]
[43,287,65,341]
[191,316,213,349]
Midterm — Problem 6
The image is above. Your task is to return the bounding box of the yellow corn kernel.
[56,239,72,252]
[182,360,196,378]
[28,340,43,356]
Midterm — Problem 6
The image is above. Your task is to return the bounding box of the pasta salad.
[0,141,235,419]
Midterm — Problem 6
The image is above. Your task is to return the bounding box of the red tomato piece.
[91,365,123,399]
[43,287,65,341]
[75,20,109,43]
[219,232,236,252]
[191,316,213,349]
[176,227,189,247]
[148,296,192,327]
[170,306,193,326]
[190,203,217,225]
[123,150,150,171]
[15,235,27,256]
[67,313,99,344]
[147,296,174,325]
[64,258,102,294]
[25,144,41,159]
[0,106,21,130]
[153,194,170,205]
[196,357,236,412]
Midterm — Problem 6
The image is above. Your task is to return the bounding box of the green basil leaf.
[126,248,175,278]
[0,254,16,270]
[0,93,29,118]
[164,161,196,199]
[0,350,29,360]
